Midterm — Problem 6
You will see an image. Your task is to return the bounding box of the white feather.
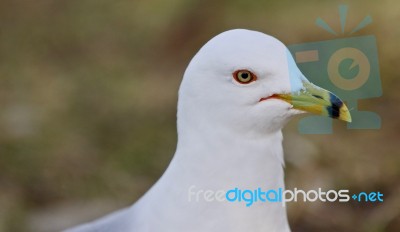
[65,29,309,232]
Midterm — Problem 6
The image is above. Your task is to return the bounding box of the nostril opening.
[312,94,323,100]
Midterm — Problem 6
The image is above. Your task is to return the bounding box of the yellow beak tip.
[340,115,352,123]
[338,106,352,123]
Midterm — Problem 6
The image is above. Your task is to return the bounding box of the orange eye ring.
[233,70,257,84]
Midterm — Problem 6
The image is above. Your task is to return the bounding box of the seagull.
[64,29,351,232]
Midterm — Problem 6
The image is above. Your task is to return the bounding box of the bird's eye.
[233,70,256,84]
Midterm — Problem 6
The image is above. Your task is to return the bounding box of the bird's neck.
[170,124,285,191]
[148,125,290,231]
[133,121,290,231]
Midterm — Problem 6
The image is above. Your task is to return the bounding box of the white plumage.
[65,29,350,232]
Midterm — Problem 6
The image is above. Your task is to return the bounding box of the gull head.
[178,29,351,135]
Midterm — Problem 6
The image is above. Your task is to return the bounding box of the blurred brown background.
[0,0,399,231]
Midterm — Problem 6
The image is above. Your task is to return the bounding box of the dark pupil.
[240,72,249,79]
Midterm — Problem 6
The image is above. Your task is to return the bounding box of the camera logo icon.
[288,5,381,134]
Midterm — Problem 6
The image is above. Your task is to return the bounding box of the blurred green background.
[0,0,399,231]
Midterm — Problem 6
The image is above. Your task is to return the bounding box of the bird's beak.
[270,81,352,122]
